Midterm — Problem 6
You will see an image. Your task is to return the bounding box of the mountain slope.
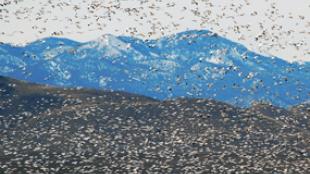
[0,76,309,173]
[0,30,309,107]
[0,75,156,129]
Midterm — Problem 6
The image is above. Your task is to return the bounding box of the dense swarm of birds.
[0,0,309,173]
[0,76,309,173]
[0,0,309,61]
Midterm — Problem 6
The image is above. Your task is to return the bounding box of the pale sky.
[0,0,309,62]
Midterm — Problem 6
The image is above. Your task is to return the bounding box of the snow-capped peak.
[91,34,130,50]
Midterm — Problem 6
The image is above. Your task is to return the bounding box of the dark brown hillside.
[0,76,309,174]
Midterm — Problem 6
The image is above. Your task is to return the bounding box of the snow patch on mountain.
[0,30,309,107]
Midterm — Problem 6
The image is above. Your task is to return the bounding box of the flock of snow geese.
[0,0,309,173]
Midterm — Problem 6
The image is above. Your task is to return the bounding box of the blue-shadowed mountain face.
[0,30,309,107]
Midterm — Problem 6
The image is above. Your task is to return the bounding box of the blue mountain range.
[0,30,309,107]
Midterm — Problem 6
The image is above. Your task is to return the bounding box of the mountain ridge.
[1,29,309,107]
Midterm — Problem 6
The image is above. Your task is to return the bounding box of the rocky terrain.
[0,76,309,173]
